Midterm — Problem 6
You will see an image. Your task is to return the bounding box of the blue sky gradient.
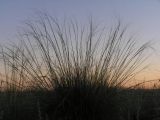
[1,0,160,80]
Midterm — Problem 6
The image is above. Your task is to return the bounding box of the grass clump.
[0,14,150,120]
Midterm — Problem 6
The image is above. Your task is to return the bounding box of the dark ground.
[0,88,160,120]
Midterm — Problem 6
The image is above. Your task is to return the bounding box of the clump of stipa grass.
[0,15,149,90]
[0,14,150,120]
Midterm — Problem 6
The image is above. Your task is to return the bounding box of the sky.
[1,0,160,82]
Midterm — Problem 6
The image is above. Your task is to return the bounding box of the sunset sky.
[1,0,160,82]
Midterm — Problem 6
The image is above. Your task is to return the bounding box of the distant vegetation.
[0,13,159,120]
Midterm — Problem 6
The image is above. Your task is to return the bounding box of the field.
[0,88,160,120]
[0,14,159,120]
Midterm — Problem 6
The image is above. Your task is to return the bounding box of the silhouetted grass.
[0,14,156,120]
